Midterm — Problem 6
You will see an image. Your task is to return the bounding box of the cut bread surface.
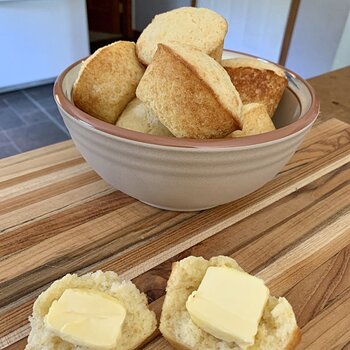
[160,256,300,350]
[222,58,285,78]
[222,58,287,117]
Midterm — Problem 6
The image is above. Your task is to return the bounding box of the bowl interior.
[56,50,318,148]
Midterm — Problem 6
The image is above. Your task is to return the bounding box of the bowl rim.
[54,49,320,149]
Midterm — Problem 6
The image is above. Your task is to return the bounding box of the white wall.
[333,11,350,70]
[286,0,350,78]
[197,0,291,63]
[0,0,90,91]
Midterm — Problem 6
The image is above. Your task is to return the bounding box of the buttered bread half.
[136,43,243,139]
[222,58,287,118]
[25,271,157,350]
[136,7,227,65]
[73,41,145,124]
[160,256,301,350]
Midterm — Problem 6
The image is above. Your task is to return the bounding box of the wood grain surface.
[309,66,350,126]
[0,117,350,350]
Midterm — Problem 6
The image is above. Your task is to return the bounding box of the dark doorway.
[86,0,135,53]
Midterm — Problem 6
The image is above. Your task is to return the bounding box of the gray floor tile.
[0,98,7,108]
[1,91,23,101]
[2,91,37,115]
[34,95,57,110]
[20,109,50,125]
[0,131,10,145]
[26,84,54,99]
[7,121,70,152]
[0,143,19,158]
[0,107,25,130]
[46,106,68,130]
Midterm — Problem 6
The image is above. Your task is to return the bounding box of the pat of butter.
[186,267,269,348]
[45,288,126,350]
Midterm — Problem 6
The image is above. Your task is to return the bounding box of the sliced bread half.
[160,256,301,350]
[136,43,242,139]
[25,271,157,350]
[222,57,287,118]
[73,41,145,124]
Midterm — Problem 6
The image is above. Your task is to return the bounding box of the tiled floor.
[0,84,70,159]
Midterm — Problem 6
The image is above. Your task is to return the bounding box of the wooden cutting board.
[1,118,350,350]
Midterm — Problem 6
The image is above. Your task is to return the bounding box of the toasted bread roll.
[73,41,145,124]
[116,98,173,136]
[160,256,301,350]
[230,103,275,137]
[222,58,287,117]
[136,7,227,65]
[136,43,242,139]
[25,271,157,350]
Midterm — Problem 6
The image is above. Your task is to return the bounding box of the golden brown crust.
[136,44,241,139]
[285,327,301,350]
[224,66,287,117]
[73,41,145,124]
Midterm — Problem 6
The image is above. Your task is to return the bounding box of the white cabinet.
[0,0,90,92]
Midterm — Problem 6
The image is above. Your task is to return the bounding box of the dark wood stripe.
[0,299,32,338]
[298,289,350,349]
[286,245,350,328]
[0,191,134,258]
[280,127,350,175]
[0,158,84,191]
[3,338,27,350]
[0,140,74,169]
[0,211,196,307]
[0,170,100,216]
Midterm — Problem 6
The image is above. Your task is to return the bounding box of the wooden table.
[1,67,350,350]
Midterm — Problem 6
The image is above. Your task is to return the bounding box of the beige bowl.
[54,51,319,211]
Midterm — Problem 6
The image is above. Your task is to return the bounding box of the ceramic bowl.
[54,50,319,211]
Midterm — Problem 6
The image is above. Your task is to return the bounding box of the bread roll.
[136,7,227,65]
[25,271,157,350]
[160,256,301,350]
[116,98,173,136]
[222,58,287,117]
[230,103,275,137]
[136,43,243,139]
[73,41,145,124]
